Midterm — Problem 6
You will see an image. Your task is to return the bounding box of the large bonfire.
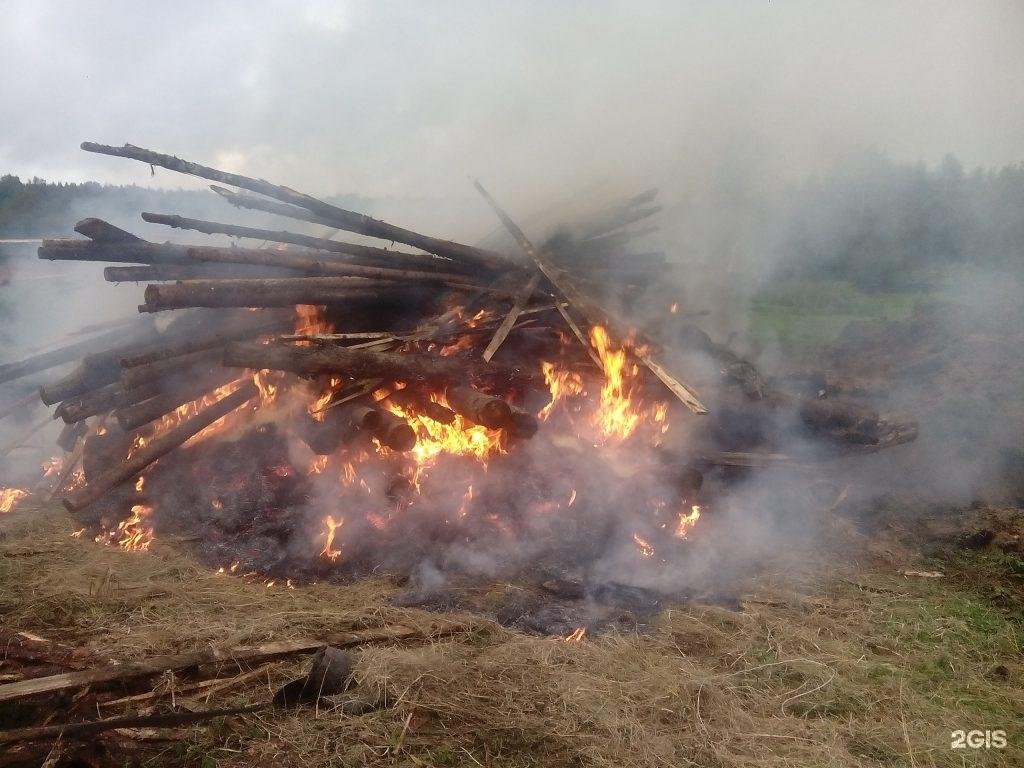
[0,142,917,622]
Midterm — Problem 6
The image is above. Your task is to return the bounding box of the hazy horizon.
[3,0,1023,214]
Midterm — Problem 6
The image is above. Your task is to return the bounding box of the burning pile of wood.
[0,141,917,573]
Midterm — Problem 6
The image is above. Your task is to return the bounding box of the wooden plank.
[0,625,427,704]
[482,271,543,362]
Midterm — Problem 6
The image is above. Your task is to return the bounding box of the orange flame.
[590,326,640,441]
[41,457,63,478]
[539,362,584,421]
[321,515,343,561]
[386,394,503,468]
[114,505,155,552]
[674,505,701,539]
[564,627,586,642]
[0,488,29,514]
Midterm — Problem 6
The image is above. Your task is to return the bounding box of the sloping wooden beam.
[471,179,707,414]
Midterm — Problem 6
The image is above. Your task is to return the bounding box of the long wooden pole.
[141,212,471,275]
[80,142,512,272]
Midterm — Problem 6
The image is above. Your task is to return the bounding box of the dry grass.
[1,501,1021,767]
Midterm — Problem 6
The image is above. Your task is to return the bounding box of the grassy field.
[748,278,930,351]
[1,502,1021,767]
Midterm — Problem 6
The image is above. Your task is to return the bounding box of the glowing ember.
[135,476,145,493]
[632,532,655,558]
[670,302,678,313]
[457,484,474,518]
[0,488,29,514]
[321,515,343,561]
[674,505,701,539]
[564,627,587,642]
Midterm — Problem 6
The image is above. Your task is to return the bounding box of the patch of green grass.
[748,277,932,351]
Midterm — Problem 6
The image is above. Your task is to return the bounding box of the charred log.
[73,218,144,243]
[105,264,301,281]
[187,245,492,287]
[142,278,416,311]
[63,382,259,511]
[445,386,513,429]
[225,341,535,388]
[38,240,193,265]
[114,371,242,431]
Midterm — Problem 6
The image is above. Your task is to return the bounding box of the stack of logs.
[0,141,916,515]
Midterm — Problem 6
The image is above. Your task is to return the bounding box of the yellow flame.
[564,627,586,642]
[115,505,155,551]
[590,326,641,441]
[674,505,701,539]
[539,361,584,421]
[0,488,29,514]
[321,515,343,561]
[386,394,503,468]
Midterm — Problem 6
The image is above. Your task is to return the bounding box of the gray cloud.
[2,0,1022,214]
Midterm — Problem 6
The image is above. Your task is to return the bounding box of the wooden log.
[57,421,86,452]
[54,381,122,423]
[187,245,491,287]
[0,624,442,704]
[82,429,135,483]
[120,348,224,390]
[141,277,403,311]
[366,407,417,451]
[799,398,880,442]
[472,179,707,415]
[445,386,512,429]
[63,382,259,511]
[0,320,155,386]
[387,389,456,424]
[141,212,471,275]
[73,218,144,243]
[80,142,513,271]
[39,358,122,406]
[38,239,193,265]
[114,372,241,431]
[211,184,344,229]
[120,312,291,368]
[105,263,301,281]
[506,405,539,439]
[225,341,532,387]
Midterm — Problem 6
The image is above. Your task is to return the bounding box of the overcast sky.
[2,0,1023,208]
